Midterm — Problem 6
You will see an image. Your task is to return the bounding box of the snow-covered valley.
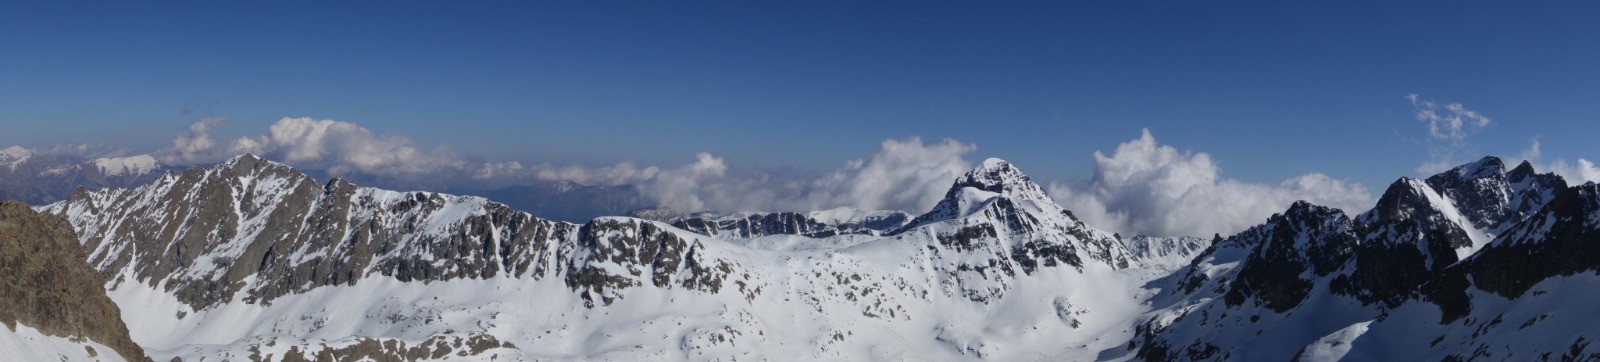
[14,154,1600,361]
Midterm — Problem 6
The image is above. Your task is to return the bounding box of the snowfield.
[30,154,1600,361]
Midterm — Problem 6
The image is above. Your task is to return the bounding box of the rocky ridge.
[0,201,149,361]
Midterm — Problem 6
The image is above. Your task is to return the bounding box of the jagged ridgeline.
[42,154,1155,360]
[31,153,1600,361]
[0,201,149,361]
[1137,156,1600,362]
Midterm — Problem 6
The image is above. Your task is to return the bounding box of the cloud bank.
[637,137,977,214]
[152,117,978,214]
[1047,129,1373,238]
[148,117,1382,239]
[156,117,525,185]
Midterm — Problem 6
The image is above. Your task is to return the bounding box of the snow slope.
[42,155,1162,361]
[0,323,126,362]
[32,154,1600,361]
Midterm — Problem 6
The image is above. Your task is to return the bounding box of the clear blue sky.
[2,1,1597,188]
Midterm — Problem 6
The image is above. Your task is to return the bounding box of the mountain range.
[3,152,1598,361]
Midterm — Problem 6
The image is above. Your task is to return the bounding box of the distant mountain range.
[4,152,1600,360]
[0,147,169,205]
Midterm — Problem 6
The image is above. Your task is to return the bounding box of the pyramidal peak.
[896,158,1077,233]
[1434,155,1507,182]
[946,158,1056,204]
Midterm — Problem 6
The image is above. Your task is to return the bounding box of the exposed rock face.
[1426,182,1600,323]
[42,154,1146,361]
[459,180,643,223]
[1121,234,1208,271]
[1220,201,1358,313]
[1139,158,1579,362]
[0,201,149,362]
[668,209,910,239]
[567,218,743,307]
[1424,156,1567,234]
[1332,178,1476,307]
[42,154,753,311]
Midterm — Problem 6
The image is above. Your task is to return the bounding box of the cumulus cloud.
[1516,137,1600,185]
[532,161,661,186]
[228,117,466,176]
[160,117,231,165]
[157,117,527,182]
[1047,129,1373,238]
[640,153,735,212]
[1408,94,1493,174]
[1547,159,1600,185]
[797,138,976,212]
[635,137,976,214]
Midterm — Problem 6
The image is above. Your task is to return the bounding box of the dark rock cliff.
[0,201,150,361]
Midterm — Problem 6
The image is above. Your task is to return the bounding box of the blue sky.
[2,1,1597,192]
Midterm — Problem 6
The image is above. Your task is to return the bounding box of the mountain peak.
[895,158,1078,233]
[1435,156,1506,182]
[218,153,299,173]
[948,158,1051,203]
[0,146,32,159]
[1508,159,1537,179]
[91,154,160,177]
[1364,177,1432,223]
[225,152,263,164]
[1280,199,1344,224]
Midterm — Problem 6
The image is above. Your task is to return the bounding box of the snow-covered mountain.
[1122,234,1210,272]
[661,207,911,239]
[24,153,1600,361]
[1134,156,1592,361]
[39,155,1157,360]
[0,147,170,205]
[454,180,644,223]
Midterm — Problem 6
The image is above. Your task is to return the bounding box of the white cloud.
[1517,137,1600,185]
[472,161,525,180]
[639,153,734,212]
[533,162,660,186]
[158,117,528,181]
[1408,94,1492,174]
[634,137,977,214]
[159,117,231,165]
[229,117,464,176]
[1047,129,1373,238]
[1519,136,1542,163]
[798,137,976,212]
[1546,159,1600,185]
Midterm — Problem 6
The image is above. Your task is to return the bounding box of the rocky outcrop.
[43,154,758,312]
[0,201,149,361]
[1139,158,1579,361]
[1331,178,1476,307]
[1425,182,1600,323]
[1424,156,1567,234]
[669,210,908,239]
[1221,201,1358,313]
[458,180,642,223]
